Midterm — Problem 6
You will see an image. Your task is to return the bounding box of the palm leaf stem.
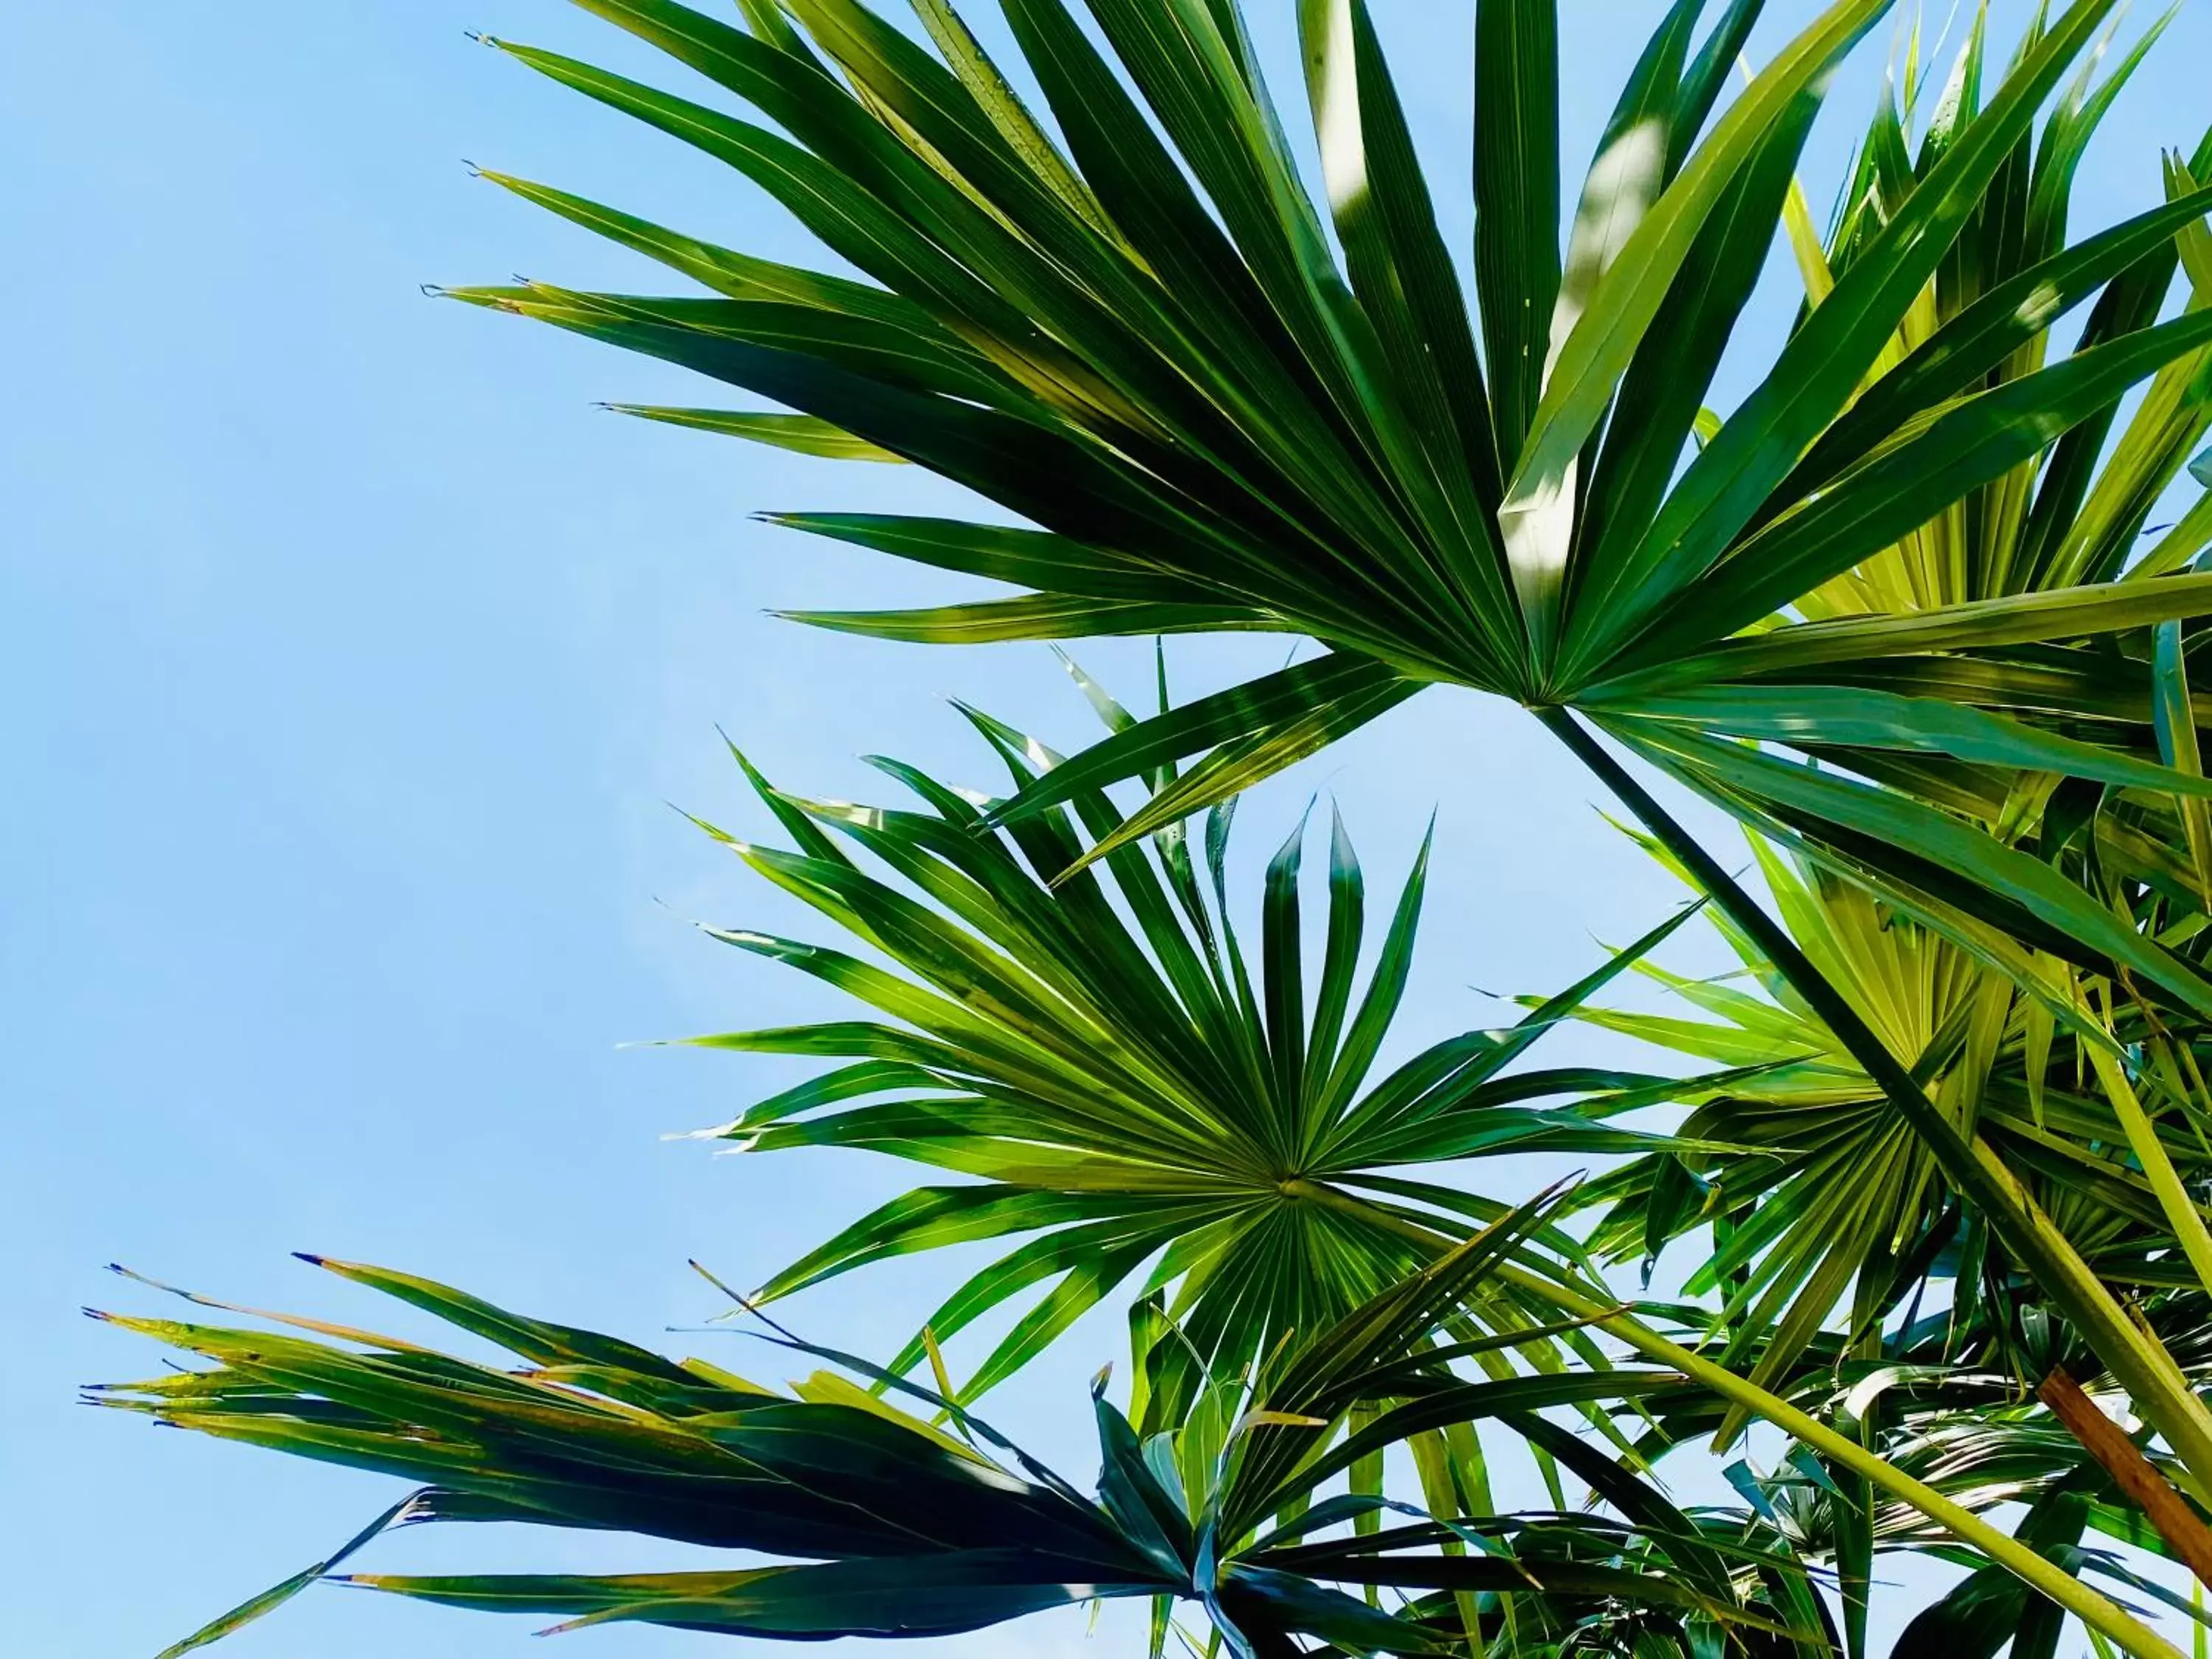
[1533,706,2212,1495]
[2039,1365,2212,1592]
[1279,1176,2180,1658]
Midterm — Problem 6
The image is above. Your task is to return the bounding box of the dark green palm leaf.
[453,0,2212,879]
[97,1217,2188,1658]
[91,1217,1850,1659]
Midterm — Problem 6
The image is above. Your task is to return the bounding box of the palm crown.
[445,0,2212,1492]
[94,0,2212,1652]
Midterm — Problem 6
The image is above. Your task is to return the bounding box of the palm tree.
[442,0,2212,1489]
[660,668,2212,1649]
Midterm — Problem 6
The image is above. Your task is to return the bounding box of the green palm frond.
[684,676,1723,1419]
[88,1258,1223,1655]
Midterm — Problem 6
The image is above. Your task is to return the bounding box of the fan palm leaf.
[437,0,2211,998]
[445,0,2212,924]
[681,677,1724,1422]
[450,0,2212,1486]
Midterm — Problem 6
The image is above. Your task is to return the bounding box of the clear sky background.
[6,2,2210,1655]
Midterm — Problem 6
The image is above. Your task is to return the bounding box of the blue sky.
[7,2,2210,1655]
